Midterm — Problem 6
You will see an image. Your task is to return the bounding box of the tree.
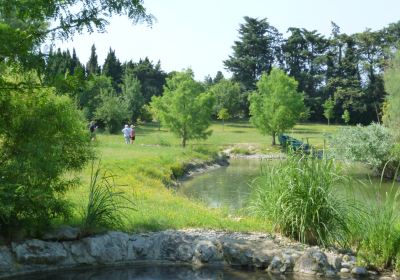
[383,50,400,137]
[102,48,123,92]
[342,109,350,124]
[224,16,282,91]
[122,70,144,123]
[323,97,335,125]
[150,70,214,147]
[249,68,305,145]
[208,79,241,117]
[95,91,129,133]
[0,69,93,235]
[86,44,100,77]
[217,108,230,131]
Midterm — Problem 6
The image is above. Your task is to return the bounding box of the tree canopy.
[150,70,214,147]
[249,68,305,145]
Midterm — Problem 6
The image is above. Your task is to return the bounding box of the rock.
[0,246,13,272]
[326,252,342,269]
[193,240,222,263]
[351,266,368,276]
[293,249,332,275]
[43,226,80,241]
[83,231,129,264]
[340,267,350,273]
[12,239,67,264]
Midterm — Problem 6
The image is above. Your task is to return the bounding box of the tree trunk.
[182,137,186,148]
[272,132,276,145]
[328,118,330,126]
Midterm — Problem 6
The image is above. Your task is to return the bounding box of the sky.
[54,0,400,80]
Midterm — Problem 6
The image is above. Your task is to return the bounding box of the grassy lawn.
[65,121,342,233]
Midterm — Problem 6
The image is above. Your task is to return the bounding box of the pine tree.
[86,44,100,77]
[102,48,123,92]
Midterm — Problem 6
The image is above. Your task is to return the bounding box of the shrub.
[0,74,93,237]
[80,161,135,236]
[250,154,356,246]
[331,123,395,174]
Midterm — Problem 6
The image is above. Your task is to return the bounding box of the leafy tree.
[383,50,400,137]
[150,70,214,147]
[80,75,114,120]
[102,48,123,92]
[208,79,241,117]
[224,16,282,91]
[86,44,101,77]
[217,108,230,131]
[249,68,305,145]
[95,90,129,133]
[323,97,335,125]
[0,69,93,235]
[122,70,144,123]
[342,109,350,124]
[123,58,167,104]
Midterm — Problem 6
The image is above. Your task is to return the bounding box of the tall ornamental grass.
[80,161,136,237]
[355,166,400,270]
[250,154,357,246]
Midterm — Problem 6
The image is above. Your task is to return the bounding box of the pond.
[178,158,399,211]
[14,264,363,280]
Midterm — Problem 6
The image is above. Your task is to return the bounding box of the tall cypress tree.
[102,48,123,92]
[86,44,100,77]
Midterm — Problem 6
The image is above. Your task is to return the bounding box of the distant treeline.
[42,17,400,125]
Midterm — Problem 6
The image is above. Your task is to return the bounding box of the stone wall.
[0,229,370,279]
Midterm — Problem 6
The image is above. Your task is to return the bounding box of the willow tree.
[150,70,214,147]
[249,68,305,145]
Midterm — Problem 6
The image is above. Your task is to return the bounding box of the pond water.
[13,264,364,280]
[178,158,399,211]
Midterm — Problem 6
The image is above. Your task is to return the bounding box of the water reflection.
[14,264,363,280]
[178,158,399,211]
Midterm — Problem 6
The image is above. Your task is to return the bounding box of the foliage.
[95,90,130,133]
[80,161,135,236]
[250,154,355,246]
[342,109,350,124]
[217,108,230,131]
[209,79,241,117]
[331,123,395,172]
[150,70,215,147]
[122,70,144,123]
[323,96,335,125]
[249,68,305,145]
[0,67,93,236]
[383,50,400,137]
[86,44,101,77]
[102,48,123,92]
[224,16,282,91]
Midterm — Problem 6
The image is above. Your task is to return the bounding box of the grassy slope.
[66,121,341,233]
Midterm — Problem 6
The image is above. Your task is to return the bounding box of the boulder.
[12,239,67,265]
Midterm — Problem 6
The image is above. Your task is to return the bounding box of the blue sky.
[55,0,400,80]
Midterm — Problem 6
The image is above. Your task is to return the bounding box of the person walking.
[89,121,97,141]
[130,125,136,144]
[121,124,131,144]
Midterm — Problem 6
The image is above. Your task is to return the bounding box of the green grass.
[64,121,343,234]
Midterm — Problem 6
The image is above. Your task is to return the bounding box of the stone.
[340,267,350,273]
[12,239,67,264]
[326,252,342,269]
[193,240,222,263]
[351,266,368,276]
[293,249,332,275]
[43,226,80,241]
[83,231,129,264]
[0,246,13,272]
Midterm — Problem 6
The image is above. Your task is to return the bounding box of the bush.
[0,77,93,237]
[250,154,356,246]
[331,123,395,174]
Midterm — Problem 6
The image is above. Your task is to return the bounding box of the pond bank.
[0,229,388,279]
